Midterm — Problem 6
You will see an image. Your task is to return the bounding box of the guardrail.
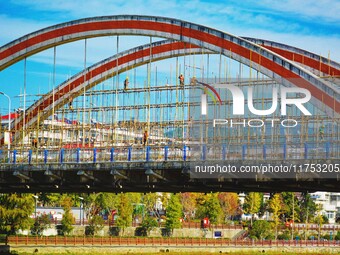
[7,236,340,247]
[282,224,340,231]
[0,142,338,165]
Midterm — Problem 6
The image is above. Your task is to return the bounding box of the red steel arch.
[0,15,339,118]
[244,37,340,76]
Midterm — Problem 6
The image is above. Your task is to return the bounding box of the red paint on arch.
[263,46,340,76]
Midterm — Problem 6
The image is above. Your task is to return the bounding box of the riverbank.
[9,246,340,255]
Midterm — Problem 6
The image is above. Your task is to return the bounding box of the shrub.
[335,231,340,240]
[109,227,120,236]
[277,230,291,240]
[135,217,158,236]
[249,220,272,240]
[31,214,52,236]
[86,215,104,236]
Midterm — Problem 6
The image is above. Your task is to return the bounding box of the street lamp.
[32,195,38,219]
[79,196,84,225]
[0,92,11,163]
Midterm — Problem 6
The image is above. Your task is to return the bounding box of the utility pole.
[0,92,11,163]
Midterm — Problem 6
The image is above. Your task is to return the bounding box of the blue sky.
[0,0,339,112]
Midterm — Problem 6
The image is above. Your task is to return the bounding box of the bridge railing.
[0,142,338,165]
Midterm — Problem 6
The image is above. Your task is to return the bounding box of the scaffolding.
[0,38,339,164]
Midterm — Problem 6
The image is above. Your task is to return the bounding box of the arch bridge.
[0,15,339,193]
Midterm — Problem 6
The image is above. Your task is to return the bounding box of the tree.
[268,193,284,239]
[314,204,324,241]
[31,214,52,236]
[243,192,262,226]
[38,193,63,207]
[299,193,317,224]
[179,193,197,222]
[249,220,272,240]
[218,192,239,222]
[115,193,133,235]
[335,231,340,240]
[83,193,118,219]
[142,193,159,212]
[160,193,170,209]
[136,216,158,236]
[196,193,222,224]
[128,193,142,205]
[60,197,75,236]
[86,215,104,236]
[0,194,34,235]
[165,194,182,235]
[258,193,267,218]
[281,192,300,223]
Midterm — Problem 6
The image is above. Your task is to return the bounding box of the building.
[310,192,340,224]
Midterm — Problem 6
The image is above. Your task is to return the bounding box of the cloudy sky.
[0,0,339,110]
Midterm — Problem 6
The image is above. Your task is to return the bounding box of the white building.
[310,192,340,224]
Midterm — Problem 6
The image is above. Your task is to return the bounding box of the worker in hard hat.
[124,76,129,91]
[179,74,184,86]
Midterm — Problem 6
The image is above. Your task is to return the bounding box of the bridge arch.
[1,15,339,118]
[244,37,340,75]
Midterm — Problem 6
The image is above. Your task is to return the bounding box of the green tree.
[38,193,63,207]
[128,193,142,205]
[165,194,183,235]
[268,193,284,239]
[115,193,133,235]
[258,193,267,218]
[142,193,159,212]
[0,194,34,235]
[196,193,222,224]
[299,193,317,224]
[281,192,300,223]
[314,204,324,241]
[31,214,52,236]
[335,231,340,240]
[60,197,75,236]
[243,192,262,226]
[249,220,272,240]
[83,193,117,219]
[136,216,158,236]
[86,215,104,236]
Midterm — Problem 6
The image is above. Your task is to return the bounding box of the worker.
[69,96,74,111]
[319,125,325,140]
[143,130,148,146]
[190,76,197,85]
[32,138,38,148]
[124,76,129,91]
[179,74,184,86]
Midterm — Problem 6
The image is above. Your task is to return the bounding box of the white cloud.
[249,0,340,22]
[0,14,52,45]
[0,1,339,79]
